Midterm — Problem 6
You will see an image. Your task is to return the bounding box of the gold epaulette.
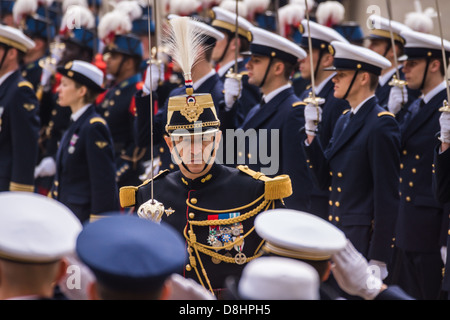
[292,101,307,107]
[237,165,293,200]
[89,117,107,125]
[89,214,105,223]
[119,169,169,208]
[343,109,351,115]
[18,81,34,90]
[9,182,34,192]
[378,111,395,118]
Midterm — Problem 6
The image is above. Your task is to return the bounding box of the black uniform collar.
[179,163,222,189]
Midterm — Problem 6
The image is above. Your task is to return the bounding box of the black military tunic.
[50,105,119,224]
[96,73,145,187]
[121,163,291,292]
[0,71,40,192]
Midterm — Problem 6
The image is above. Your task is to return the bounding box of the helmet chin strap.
[170,135,218,176]
[343,70,360,101]
[0,46,10,71]
[215,34,233,66]
[419,57,431,91]
[258,56,274,88]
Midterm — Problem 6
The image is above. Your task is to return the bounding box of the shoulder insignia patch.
[343,109,351,115]
[90,117,107,125]
[292,101,307,108]
[237,165,293,200]
[18,81,34,90]
[120,81,129,88]
[23,103,35,111]
[95,141,108,149]
[378,111,395,118]
[119,169,170,208]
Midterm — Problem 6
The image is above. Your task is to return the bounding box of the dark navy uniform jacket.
[96,74,145,187]
[238,86,313,212]
[395,89,448,253]
[0,71,40,192]
[433,144,450,292]
[127,163,287,290]
[299,79,349,219]
[21,59,43,94]
[136,72,224,172]
[304,96,401,263]
[50,105,119,224]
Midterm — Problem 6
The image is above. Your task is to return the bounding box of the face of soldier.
[165,131,222,175]
[332,70,356,99]
[402,58,428,91]
[246,54,271,87]
[299,47,318,81]
[104,51,124,77]
[211,33,228,63]
[56,76,85,108]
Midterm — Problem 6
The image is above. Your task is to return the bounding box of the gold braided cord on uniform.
[183,198,274,295]
[186,193,265,223]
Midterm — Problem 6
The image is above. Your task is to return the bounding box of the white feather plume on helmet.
[98,10,132,45]
[60,4,95,34]
[219,0,248,18]
[112,0,143,22]
[278,3,305,38]
[169,0,202,16]
[404,0,436,34]
[315,1,345,28]
[12,0,38,26]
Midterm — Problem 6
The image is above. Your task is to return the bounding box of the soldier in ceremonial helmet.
[96,9,148,188]
[120,16,292,298]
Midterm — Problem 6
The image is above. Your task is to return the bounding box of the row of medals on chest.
[207,224,247,265]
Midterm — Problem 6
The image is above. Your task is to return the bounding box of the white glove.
[368,259,388,280]
[387,85,407,114]
[331,240,383,300]
[34,156,56,178]
[439,112,450,143]
[441,246,447,265]
[143,63,164,95]
[166,273,216,300]
[224,76,242,110]
[304,103,322,136]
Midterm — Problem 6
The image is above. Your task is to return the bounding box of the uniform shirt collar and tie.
[70,104,90,123]
[405,80,447,125]
[350,94,375,116]
[422,80,447,104]
[261,83,292,105]
[0,70,15,86]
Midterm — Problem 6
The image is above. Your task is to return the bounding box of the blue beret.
[76,214,186,293]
